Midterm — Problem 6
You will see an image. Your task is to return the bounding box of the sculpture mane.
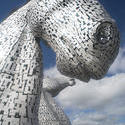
[0,0,120,125]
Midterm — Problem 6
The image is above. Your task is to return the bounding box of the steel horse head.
[27,0,120,82]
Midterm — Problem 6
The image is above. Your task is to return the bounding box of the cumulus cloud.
[44,66,63,78]
[56,73,125,110]
[44,65,125,125]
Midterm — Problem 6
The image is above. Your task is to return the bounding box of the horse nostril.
[85,48,88,52]
[95,22,114,45]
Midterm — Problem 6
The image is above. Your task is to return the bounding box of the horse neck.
[0,3,30,71]
[0,2,43,122]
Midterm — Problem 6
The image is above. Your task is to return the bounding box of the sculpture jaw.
[56,54,113,82]
[56,62,91,82]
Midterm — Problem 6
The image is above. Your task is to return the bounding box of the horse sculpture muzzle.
[55,19,120,82]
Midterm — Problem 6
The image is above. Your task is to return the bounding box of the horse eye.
[96,22,114,44]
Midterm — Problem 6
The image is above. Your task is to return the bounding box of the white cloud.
[56,73,125,110]
[44,66,66,78]
[44,65,125,125]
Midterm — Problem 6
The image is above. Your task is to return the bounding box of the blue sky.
[0,0,125,125]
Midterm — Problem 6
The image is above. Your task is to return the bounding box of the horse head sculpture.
[27,0,120,82]
[0,0,120,125]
